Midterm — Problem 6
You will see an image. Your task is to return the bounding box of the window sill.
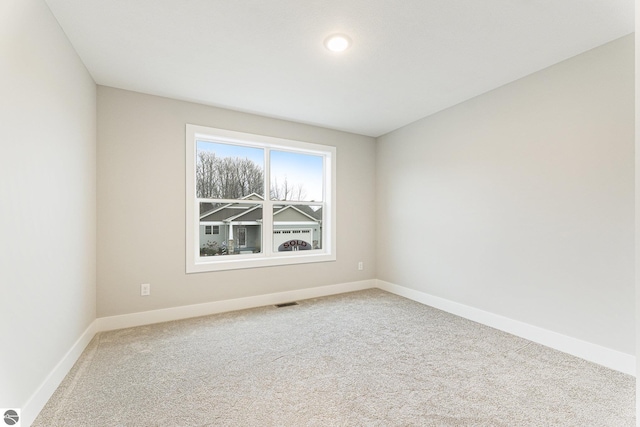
[187,252,336,273]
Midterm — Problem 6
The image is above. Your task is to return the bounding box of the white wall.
[635,3,639,422]
[0,0,96,418]
[97,87,376,317]
[377,35,634,355]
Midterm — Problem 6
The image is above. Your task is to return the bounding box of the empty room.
[1,0,637,426]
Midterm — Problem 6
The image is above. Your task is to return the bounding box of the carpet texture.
[34,289,634,426]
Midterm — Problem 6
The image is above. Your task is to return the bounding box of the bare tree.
[196,152,308,201]
[196,152,219,198]
[196,152,263,199]
[270,176,307,201]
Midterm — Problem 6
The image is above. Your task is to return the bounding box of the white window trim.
[186,124,336,273]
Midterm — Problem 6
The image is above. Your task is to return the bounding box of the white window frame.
[186,124,336,273]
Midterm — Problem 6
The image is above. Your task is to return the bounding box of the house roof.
[200,202,322,223]
[278,205,322,221]
[199,193,264,217]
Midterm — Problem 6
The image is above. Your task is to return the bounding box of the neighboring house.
[199,194,322,255]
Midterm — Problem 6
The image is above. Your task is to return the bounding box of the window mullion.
[263,148,274,256]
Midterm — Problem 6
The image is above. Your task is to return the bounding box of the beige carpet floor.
[34,289,634,426]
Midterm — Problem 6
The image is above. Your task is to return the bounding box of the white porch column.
[227,222,235,254]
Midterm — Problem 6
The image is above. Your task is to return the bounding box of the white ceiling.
[45,0,634,137]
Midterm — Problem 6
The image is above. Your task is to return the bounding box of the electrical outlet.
[358,261,364,271]
[141,283,151,296]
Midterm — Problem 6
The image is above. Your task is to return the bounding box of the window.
[204,225,220,235]
[186,124,336,272]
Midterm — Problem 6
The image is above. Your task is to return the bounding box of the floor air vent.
[275,302,299,308]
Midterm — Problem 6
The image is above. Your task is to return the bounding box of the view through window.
[186,125,335,272]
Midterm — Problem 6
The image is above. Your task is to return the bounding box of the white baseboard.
[97,279,376,332]
[376,280,636,376]
[21,320,98,427]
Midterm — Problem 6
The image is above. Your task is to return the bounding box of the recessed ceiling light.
[324,34,351,52]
